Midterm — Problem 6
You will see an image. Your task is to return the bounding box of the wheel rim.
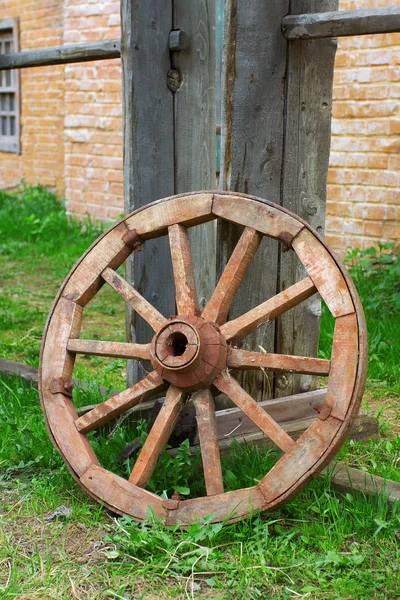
[39,191,367,526]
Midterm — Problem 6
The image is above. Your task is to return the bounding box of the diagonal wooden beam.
[214,373,294,453]
[102,268,167,332]
[75,371,165,433]
[129,386,187,487]
[202,227,262,325]
[220,277,316,342]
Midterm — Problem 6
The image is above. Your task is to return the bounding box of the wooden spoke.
[75,371,165,433]
[202,227,262,325]
[192,389,224,496]
[129,386,187,487]
[214,373,294,453]
[67,339,151,360]
[168,224,199,316]
[102,268,167,332]
[228,348,330,376]
[220,277,317,341]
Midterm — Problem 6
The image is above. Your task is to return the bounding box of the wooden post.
[121,0,216,384]
[219,0,338,401]
[219,0,290,401]
[277,0,338,398]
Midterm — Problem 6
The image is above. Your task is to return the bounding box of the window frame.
[0,17,20,154]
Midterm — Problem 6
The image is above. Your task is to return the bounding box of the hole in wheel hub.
[150,316,228,391]
[165,332,188,357]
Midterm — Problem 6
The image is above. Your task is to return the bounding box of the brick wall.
[326,0,400,256]
[0,0,65,196]
[1,0,400,254]
[63,0,123,220]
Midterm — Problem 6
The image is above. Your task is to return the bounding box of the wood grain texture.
[214,373,294,453]
[168,224,200,316]
[202,227,262,325]
[41,391,99,477]
[125,193,215,239]
[40,297,83,390]
[173,0,217,313]
[75,371,165,433]
[258,415,342,504]
[218,0,290,401]
[166,486,266,525]
[227,348,330,376]
[67,339,151,361]
[129,387,186,487]
[0,39,120,70]
[292,228,354,318]
[282,6,400,39]
[102,268,167,332]
[276,0,338,398]
[80,465,166,520]
[121,0,175,383]
[192,389,224,496]
[213,194,303,240]
[325,313,358,420]
[62,222,132,306]
[220,277,316,341]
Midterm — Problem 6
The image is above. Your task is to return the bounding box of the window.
[0,18,20,153]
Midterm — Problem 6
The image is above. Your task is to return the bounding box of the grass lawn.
[1,185,400,599]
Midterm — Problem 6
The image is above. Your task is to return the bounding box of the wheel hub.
[150,316,228,391]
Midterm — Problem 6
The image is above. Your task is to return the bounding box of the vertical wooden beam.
[219,0,290,401]
[121,1,216,384]
[172,0,216,311]
[121,0,175,384]
[276,0,338,398]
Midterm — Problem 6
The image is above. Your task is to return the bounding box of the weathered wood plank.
[202,227,262,325]
[214,373,295,453]
[220,277,317,342]
[74,371,165,433]
[80,465,166,520]
[173,0,217,313]
[282,7,400,40]
[227,348,330,376]
[327,463,400,507]
[102,268,167,332]
[66,339,151,361]
[0,39,120,70]
[121,0,175,384]
[192,389,224,496]
[168,224,200,316]
[292,228,354,318]
[276,0,338,399]
[129,387,186,487]
[218,0,290,401]
[325,313,359,420]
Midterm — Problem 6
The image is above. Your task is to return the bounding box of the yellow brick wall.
[1,0,400,256]
[0,0,65,196]
[326,0,400,255]
[63,0,123,220]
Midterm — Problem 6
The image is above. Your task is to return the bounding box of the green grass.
[1,377,400,599]
[1,184,400,598]
[0,183,127,389]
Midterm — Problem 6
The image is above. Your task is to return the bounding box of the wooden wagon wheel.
[39,192,367,526]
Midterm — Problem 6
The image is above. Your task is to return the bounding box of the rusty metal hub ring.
[39,191,367,526]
